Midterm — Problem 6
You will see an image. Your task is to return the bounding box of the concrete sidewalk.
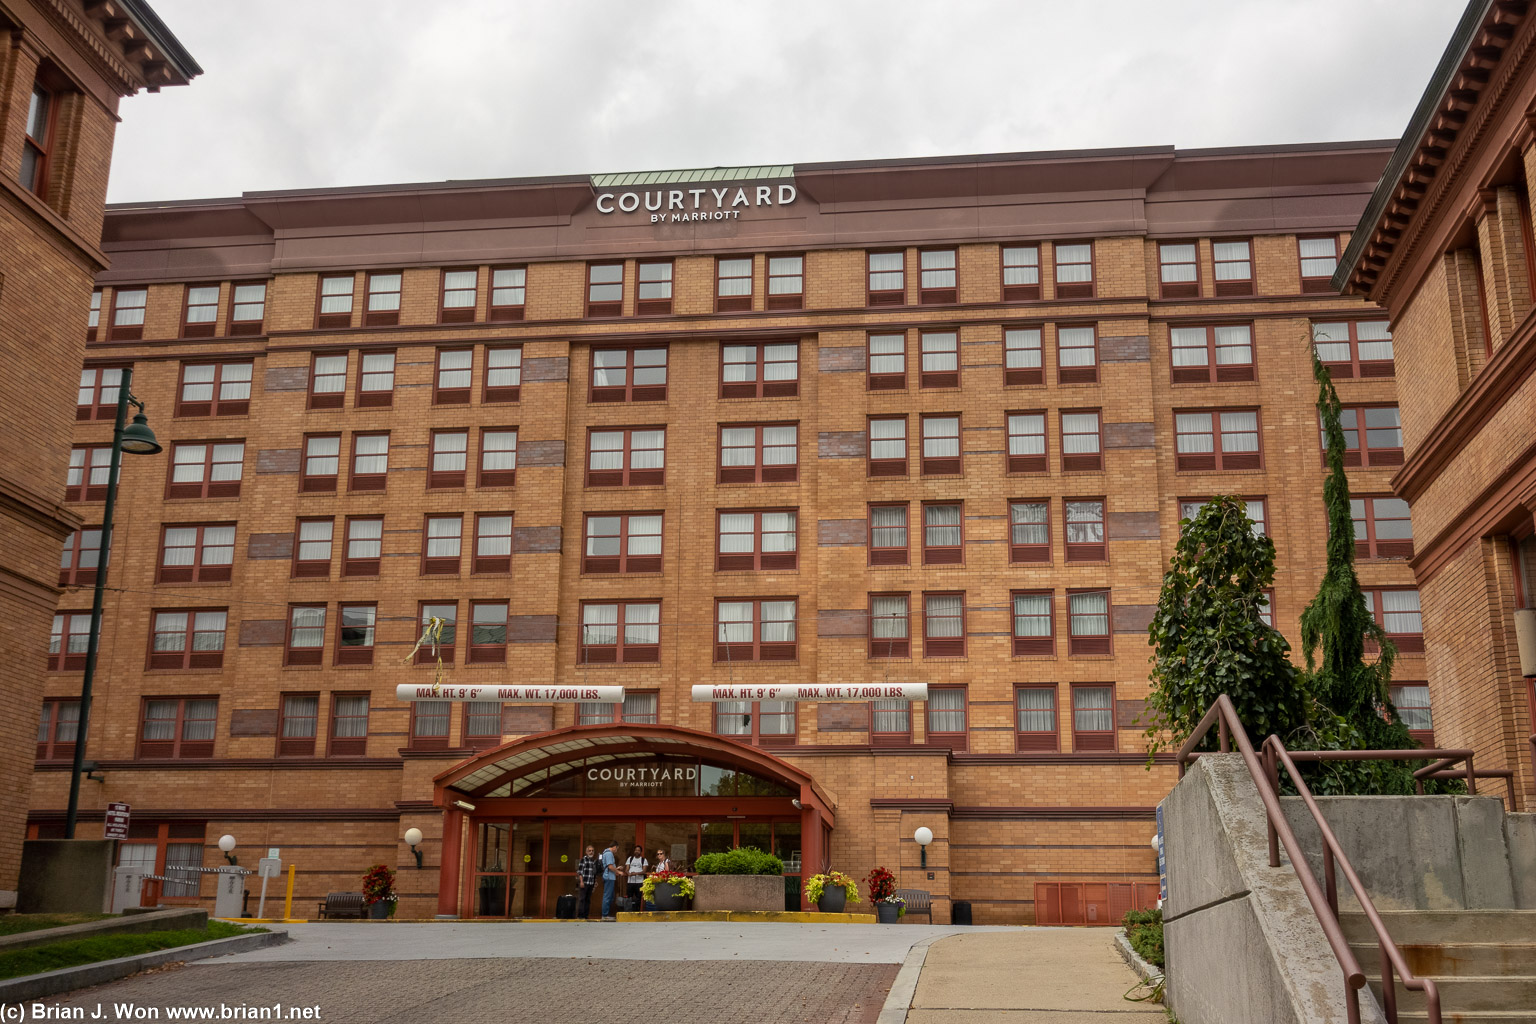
[894,928,1165,1022]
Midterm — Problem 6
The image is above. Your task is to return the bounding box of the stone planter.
[876,902,900,924]
[652,880,688,912]
[817,887,847,914]
[367,900,389,920]
[693,874,783,913]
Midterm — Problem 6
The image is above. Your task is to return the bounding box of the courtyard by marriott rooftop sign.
[691,683,928,702]
[595,183,798,223]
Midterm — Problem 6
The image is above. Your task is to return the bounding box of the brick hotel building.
[30,141,1433,924]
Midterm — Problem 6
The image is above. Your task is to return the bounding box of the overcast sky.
[106,0,1464,204]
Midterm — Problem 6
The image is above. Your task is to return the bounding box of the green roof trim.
[591,165,794,188]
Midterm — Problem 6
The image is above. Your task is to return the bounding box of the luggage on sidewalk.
[615,895,639,913]
[555,893,577,919]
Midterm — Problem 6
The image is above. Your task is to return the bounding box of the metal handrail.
[1175,695,1439,1024]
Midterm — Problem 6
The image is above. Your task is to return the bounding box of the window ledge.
[154,580,233,588]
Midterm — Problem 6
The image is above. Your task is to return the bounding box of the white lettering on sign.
[394,684,625,703]
[689,683,928,703]
[586,765,698,788]
[594,183,798,226]
[103,801,131,841]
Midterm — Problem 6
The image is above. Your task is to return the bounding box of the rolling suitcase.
[555,893,577,920]
[615,895,639,913]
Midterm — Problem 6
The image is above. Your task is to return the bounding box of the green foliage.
[1122,907,1164,968]
[802,870,861,904]
[1144,495,1308,754]
[0,921,261,980]
[692,846,783,876]
[0,913,111,938]
[640,871,695,901]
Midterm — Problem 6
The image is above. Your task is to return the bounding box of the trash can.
[951,901,972,925]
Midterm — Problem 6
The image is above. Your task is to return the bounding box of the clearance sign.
[394,684,927,703]
[690,684,928,702]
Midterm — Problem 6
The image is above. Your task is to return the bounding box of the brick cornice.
[0,474,80,538]
[1408,435,1536,582]
[0,177,109,270]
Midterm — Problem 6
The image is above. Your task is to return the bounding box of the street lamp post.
[64,366,160,839]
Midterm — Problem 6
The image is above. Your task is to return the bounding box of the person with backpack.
[623,843,650,911]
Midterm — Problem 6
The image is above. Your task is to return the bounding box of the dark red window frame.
[1015,684,1059,752]
[591,345,669,402]
[364,271,402,327]
[421,514,464,575]
[409,700,452,751]
[868,592,910,659]
[137,696,217,759]
[439,267,479,324]
[867,415,908,477]
[348,432,389,492]
[483,345,522,403]
[20,78,57,199]
[434,347,474,405]
[1363,587,1424,654]
[714,597,798,663]
[1169,324,1256,384]
[66,445,112,502]
[1053,241,1094,299]
[1067,589,1112,656]
[586,261,625,317]
[867,250,906,306]
[1011,590,1055,656]
[157,522,235,583]
[870,698,912,746]
[1071,682,1117,752]
[1298,235,1339,293]
[1311,320,1395,379]
[316,274,355,329]
[716,508,797,571]
[147,608,227,670]
[919,329,959,388]
[1060,409,1103,472]
[1328,405,1403,468]
[301,433,340,493]
[87,289,100,341]
[108,287,147,341]
[712,700,797,747]
[180,283,221,339]
[277,692,320,755]
[165,441,245,499]
[48,612,93,671]
[467,601,509,665]
[1056,324,1099,384]
[1006,410,1047,473]
[472,513,513,575]
[1009,500,1051,564]
[922,591,966,658]
[926,685,968,750]
[175,360,252,417]
[37,698,80,762]
[766,254,804,310]
[356,350,395,408]
[293,517,333,578]
[921,501,964,566]
[285,606,325,669]
[868,503,909,567]
[918,248,958,305]
[429,429,469,489]
[716,256,754,312]
[478,427,518,488]
[1352,495,1414,559]
[1064,498,1107,562]
[489,265,526,322]
[415,602,459,665]
[920,414,961,476]
[336,603,377,664]
[342,517,383,577]
[1390,683,1434,745]
[717,423,799,484]
[328,692,370,756]
[635,259,673,315]
[1004,327,1043,386]
[1157,241,1200,299]
[308,352,347,410]
[582,511,663,574]
[462,701,504,749]
[579,599,661,664]
[586,426,665,487]
[1002,244,1041,301]
[720,341,799,398]
[228,281,267,335]
[1175,408,1263,471]
[1212,238,1254,296]
[58,527,105,586]
[77,364,126,421]
[867,331,907,391]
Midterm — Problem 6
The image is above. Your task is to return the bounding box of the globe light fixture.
[914,826,934,868]
[218,834,238,865]
[404,827,424,868]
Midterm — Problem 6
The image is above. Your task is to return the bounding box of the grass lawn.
[0,920,263,980]
[0,914,112,937]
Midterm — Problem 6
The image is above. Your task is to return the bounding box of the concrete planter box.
[692,874,784,913]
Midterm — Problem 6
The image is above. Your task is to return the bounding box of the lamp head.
[218,834,237,853]
[404,827,423,848]
[914,827,933,847]
[119,412,161,455]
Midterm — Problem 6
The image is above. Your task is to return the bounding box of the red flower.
[865,866,896,901]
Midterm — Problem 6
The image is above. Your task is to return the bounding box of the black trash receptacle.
[951,900,972,925]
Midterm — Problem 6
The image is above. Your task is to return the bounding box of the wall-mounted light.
[452,800,476,813]
[83,760,105,784]
[218,834,238,865]
[404,827,424,869]
[914,826,934,869]
[791,798,802,810]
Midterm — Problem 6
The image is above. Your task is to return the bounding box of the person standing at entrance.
[575,845,598,920]
[600,840,620,921]
[625,844,649,908]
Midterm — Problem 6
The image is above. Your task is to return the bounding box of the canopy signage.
[586,764,698,788]
[395,685,624,703]
[690,683,928,703]
[595,183,798,224]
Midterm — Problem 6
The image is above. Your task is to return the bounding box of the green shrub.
[692,846,783,876]
[1122,907,1164,969]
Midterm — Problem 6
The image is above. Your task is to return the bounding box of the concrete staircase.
[1342,910,1536,1023]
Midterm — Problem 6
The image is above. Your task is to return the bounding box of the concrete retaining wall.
[17,840,115,914]
[692,874,784,912]
[0,908,207,954]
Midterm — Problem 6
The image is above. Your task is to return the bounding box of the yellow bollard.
[284,863,295,921]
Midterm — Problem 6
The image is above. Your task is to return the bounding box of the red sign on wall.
[103,802,131,841]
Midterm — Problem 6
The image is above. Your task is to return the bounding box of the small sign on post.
[103,802,131,841]
[256,854,283,918]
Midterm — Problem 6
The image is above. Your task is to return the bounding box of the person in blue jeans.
[600,839,619,920]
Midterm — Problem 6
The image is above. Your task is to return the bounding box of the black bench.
[895,888,932,922]
[317,891,367,919]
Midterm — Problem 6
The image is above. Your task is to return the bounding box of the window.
[20,81,54,197]
[923,592,965,658]
[1005,327,1043,385]
[349,433,389,491]
[713,700,796,746]
[468,602,509,664]
[1009,501,1050,563]
[919,249,957,304]
[293,518,333,578]
[435,348,473,405]
[440,268,478,323]
[59,527,105,586]
[767,255,804,309]
[489,266,526,321]
[1159,242,1199,298]
[587,262,625,317]
[463,701,503,748]
[167,442,245,499]
[579,692,661,726]
[1390,684,1434,743]
[422,515,463,575]
[182,285,221,338]
[410,701,451,751]
[342,517,383,577]
[716,599,797,662]
[1175,409,1262,471]
[717,510,796,571]
[416,603,458,665]
[584,512,664,574]
[428,430,468,489]
[49,612,97,671]
[357,351,395,407]
[114,824,205,900]
[301,434,340,493]
[867,332,907,390]
[719,424,798,484]
[869,504,909,566]
[148,610,227,669]
[1072,684,1116,751]
[592,347,668,402]
[365,272,401,326]
[88,290,101,340]
[1002,245,1041,301]
[867,416,907,477]
[921,415,961,475]
[580,601,661,663]
[1012,591,1054,655]
[278,694,319,755]
[138,698,217,758]
[1006,412,1047,473]
[1170,324,1255,383]
[77,366,124,420]
[1327,405,1403,467]
[1015,686,1058,751]
[309,354,347,409]
[1363,588,1424,653]
[922,503,963,565]
[1179,497,1267,538]
[329,693,370,756]
[636,260,673,314]
[1259,590,1275,628]
[871,699,911,744]
[66,446,113,501]
[484,346,522,402]
[586,427,665,486]
[337,604,376,664]
[1054,242,1094,298]
[1064,499,1106,561]
[228,282,265,335]
[158,523,234,583]
[1057,326,1098,384]
[37,699,79,761]
[1060,410,1103,472]
[867,251,905,305]
[473,514,514,574]
[920,330,959,388]
[869,593,910,658]
[1352,496,1414,559]
[1068,590,1111,655]
[1299,236,1339,292]
[110,288,147,341]
[721,342,799,398]
[1213,239,1254,296]
[176,361,252,417]
[317,274,354,329]
[1311,321,1395,378]
[479,428,518,487]
[717,257,754,312]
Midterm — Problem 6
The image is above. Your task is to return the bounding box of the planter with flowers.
[362,863,397,920]
[803,870,861,914]
[640,870,695,912]
[865,866,904,923]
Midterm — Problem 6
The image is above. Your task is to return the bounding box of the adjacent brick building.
[0,0,196,909]
[34,140,1424,923]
